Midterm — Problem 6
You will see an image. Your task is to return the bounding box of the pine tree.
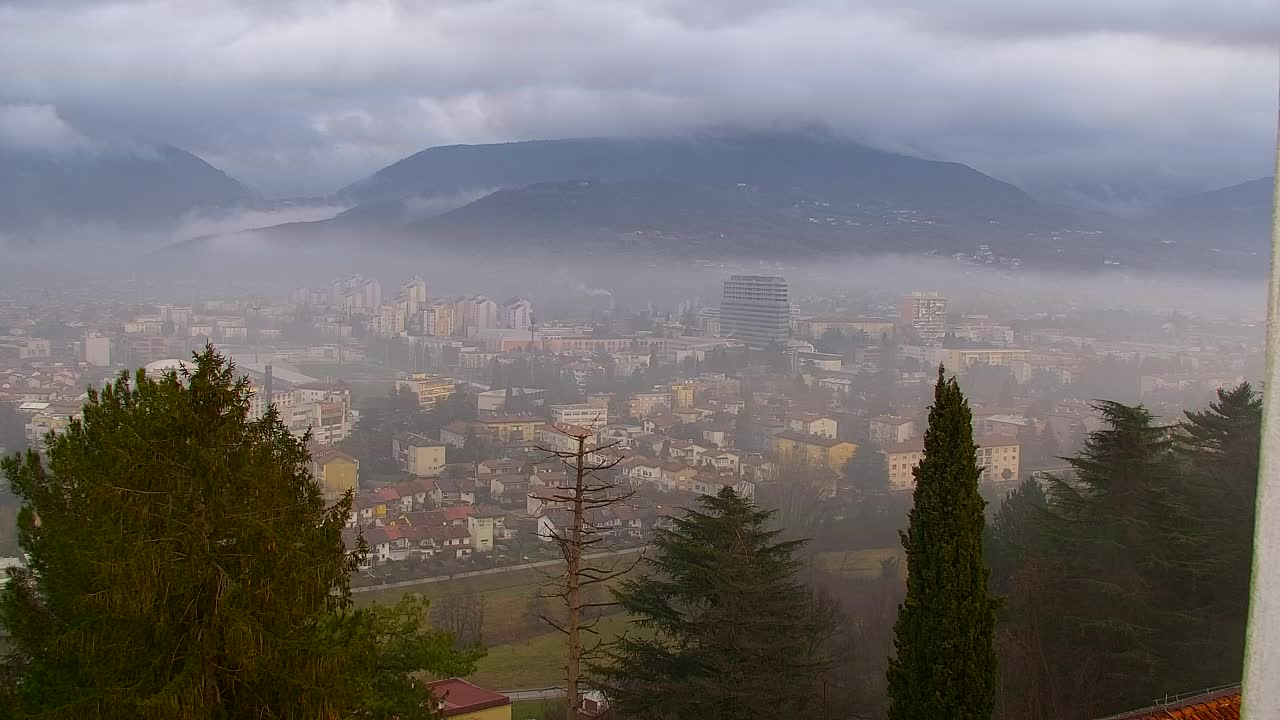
[0,347,370,719]
[887,367,997,720]
[595,487,834,720]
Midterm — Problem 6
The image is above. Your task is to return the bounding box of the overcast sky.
[1,0,1276,197]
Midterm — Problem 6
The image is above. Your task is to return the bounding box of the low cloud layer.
[1,0,1275,196]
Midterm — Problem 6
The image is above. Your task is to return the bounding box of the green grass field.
[356,550,645,651]
[469,612,644,690]
[811,547,903,579]
[510,699,562,720]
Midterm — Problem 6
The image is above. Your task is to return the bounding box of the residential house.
[693,473,757,500]
[786,413,838,439]
[432,476,477,505]
[307,444,359,502]
[490,474,531,505]
[626,391,672,419]
[474,415,546,444]
[660,463,698,492]
[393,432,447,477]
[740,455,778,483]
[526,473,573,515]
[551,403,609,430]
[869,415,916,446]
[622,457,663,486]
[770,432,857,474]
[701,424,732,447]
[535,424,596,454]
[700,450,740,475]
[467,510,497,553]
[395,373,456,409]
[885,436,1020,491]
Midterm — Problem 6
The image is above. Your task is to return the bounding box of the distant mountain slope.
[340,134,1037,221]
[0,144,253,237]
[1153,176,1275,254]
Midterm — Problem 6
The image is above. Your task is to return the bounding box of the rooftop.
[773,431,850,448]
[425,678,511,717]
[1097,686,1240,720]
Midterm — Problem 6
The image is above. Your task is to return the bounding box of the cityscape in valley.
[1,1,1277,719]
[0,257,1266,717]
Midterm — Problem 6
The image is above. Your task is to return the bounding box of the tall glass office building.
[719,275,790,349]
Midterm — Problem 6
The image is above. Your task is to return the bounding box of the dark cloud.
[0,0,1274,196]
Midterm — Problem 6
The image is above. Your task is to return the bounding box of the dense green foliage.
[352,596,485,720]
[887,367,997,720]
[340,386,474,474]
[595,487,834,720]
[990,384,1261,719]
[844,446,890,496]
[0,347,481,720]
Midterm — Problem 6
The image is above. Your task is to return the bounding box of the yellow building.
[770,431,857,474]
[395,373,456,410]
[671,381,695,410]
[394,433,447,477]
[307,444,359,501]
[795,317,896,341]
[426,301,458,337]
[426,678,511,720]
[939,347,1032,369]
[476,415,546,444]
[885,436,1020,491]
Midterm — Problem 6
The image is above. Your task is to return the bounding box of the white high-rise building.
[402,276,429,316]
[500,298,534,330]
[719,275,789,349]
[899,291,948,347]
[458,296,498,333]
[83,333,111,367]
[362,278,382,311]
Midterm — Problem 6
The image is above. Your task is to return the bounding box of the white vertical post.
[1243,102,1280,719]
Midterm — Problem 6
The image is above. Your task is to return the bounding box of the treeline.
[988,384,1260,719]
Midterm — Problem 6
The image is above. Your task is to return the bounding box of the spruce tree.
[886,366,997,720]
[0,347,370,719]
[594,487,833,720]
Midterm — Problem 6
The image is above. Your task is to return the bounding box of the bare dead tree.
[530,423,639,720]
[430,591,486,648]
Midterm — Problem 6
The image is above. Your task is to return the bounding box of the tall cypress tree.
[887,366,997,720]
[594,487,834,720]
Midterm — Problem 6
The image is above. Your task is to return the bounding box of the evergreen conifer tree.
[886,367,997,720]
[1176,382,1261,684]
[1,348,371,718]
[595,487,833,720]
[1039,400,1189,714]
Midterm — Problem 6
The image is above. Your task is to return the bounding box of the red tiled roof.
[444,506,476,522]
[426,678,510,717]
[1099,687,1241,720]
